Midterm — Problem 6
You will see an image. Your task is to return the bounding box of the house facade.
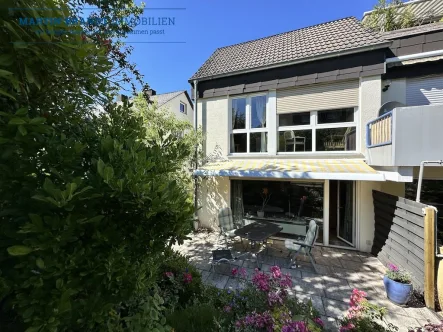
[189,17,443,252]
[150,89,194,124]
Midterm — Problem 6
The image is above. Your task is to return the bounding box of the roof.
[190,17,388,81]
[362,0,443,22]
[153,90,185,107]
[382,22,443,39]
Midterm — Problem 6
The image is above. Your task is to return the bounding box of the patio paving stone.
[321,315,340,332]
[293,292,326,315]
[322,298,349,318]
[205,272,229,289]
[173,232,440,332]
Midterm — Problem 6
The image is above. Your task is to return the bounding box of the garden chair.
[284,219,319,272]
[218,207,241,248]
[210,249,237,276]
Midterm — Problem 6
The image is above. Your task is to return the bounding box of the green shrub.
[166,303,223,332]
[157,249,204,309]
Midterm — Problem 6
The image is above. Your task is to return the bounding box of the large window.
[277,107,357,153]
[230,95,268,154]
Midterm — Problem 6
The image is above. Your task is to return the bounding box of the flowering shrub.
[408,321,443,332]
[385,263,412,284]
[233,266,324,332]
[339,289,398,332]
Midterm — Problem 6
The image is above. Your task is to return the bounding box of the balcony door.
[337,181,355,246]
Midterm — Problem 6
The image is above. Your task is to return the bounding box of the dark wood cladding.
[384,59,443,80]
[372,190,426,290]
[388,30,443,57]
[194,50,386,99]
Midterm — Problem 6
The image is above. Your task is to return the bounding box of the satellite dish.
[378,101,405,117]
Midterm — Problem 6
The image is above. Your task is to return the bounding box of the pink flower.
[239,268,247,278]
[349,288,367,307]
[340,322,356,332]
[183,272,192,284]
[314,317,324,327]
[279,273,293,288]
[387,263,399,272]
[252,270,271,291]
[231,268,238,276]
[270,265,282,279]
[164,272,173,278]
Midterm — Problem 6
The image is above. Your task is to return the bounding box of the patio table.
[234,221,283,268]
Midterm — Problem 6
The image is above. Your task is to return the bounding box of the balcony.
[366,105,443,166]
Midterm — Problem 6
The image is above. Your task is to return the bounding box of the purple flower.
[387,263,399,272]
[270,265,282,279]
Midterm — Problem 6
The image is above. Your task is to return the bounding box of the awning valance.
[195,159,385,181]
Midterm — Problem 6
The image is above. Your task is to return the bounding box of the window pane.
[230,133,247,153]
[317,108,354,124]
[278,130,312,152]
[232,98,246,129]
[279,112,310,126]
[250,132,268,153]
[251,96,267,128]
[316,127,356,151]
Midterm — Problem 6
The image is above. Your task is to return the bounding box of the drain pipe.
[193,80,199,230]
[416,160,443,202]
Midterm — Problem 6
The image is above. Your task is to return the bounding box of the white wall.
[161,93,194,124]
[197,177,230,229]
[356,180,405,252]
[359,76,382,155]
[197,96,229,157]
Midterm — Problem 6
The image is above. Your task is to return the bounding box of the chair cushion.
[284,239,301,252]
[225,229,238,238]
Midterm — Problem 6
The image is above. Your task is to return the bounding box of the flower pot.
[193,217,199,231]
[257,211,265,218]
[383,275,413,305]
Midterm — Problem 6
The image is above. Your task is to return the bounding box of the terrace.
[173,231,441,332]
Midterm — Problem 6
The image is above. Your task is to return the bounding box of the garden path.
[172,231,441,332]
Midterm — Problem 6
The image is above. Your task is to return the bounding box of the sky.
[122,0,379,96]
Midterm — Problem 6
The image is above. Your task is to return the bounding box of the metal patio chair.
[284,219,319,271]
[218,207,241,248]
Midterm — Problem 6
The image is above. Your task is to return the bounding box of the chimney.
[146,89,156,96]
[117,94,128,102]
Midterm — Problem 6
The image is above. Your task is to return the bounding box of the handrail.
[366,111,393,148]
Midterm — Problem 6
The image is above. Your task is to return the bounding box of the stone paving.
[172,231,441,332]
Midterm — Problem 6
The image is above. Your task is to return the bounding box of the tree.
[0,0,198,330]
[364,0,416,32]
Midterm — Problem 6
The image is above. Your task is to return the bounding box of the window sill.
[228,152,365,159]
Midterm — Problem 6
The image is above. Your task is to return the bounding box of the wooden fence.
[372,190,437,309]
[372,190,427,289]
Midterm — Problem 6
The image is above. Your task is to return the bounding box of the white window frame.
[180,102,187,114]
[228,93,269,155]
[277,107,359,154]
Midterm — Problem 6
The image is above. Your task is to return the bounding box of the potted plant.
[257,187,271,218]
[383,263,413,305]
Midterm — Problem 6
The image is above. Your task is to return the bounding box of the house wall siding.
[197,177,230,229]
[359,75,382,155]
[160,93,194,124]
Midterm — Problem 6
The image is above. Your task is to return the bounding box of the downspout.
[416,160,443,202]
[193,80,199,228]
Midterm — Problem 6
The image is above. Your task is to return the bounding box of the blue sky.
[123,0,378,95]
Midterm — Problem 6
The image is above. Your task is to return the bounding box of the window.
[278,107,357,153]
[180,102,187,114]
[230,95,268,154]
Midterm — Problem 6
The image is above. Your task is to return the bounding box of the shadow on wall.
[201,100,207,157]
[197,176,229,230]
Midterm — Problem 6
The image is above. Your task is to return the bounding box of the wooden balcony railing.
[366,111,393,148]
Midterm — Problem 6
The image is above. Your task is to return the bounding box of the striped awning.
[194,159,385,181]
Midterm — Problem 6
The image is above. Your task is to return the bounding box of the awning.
[194,159,385,181]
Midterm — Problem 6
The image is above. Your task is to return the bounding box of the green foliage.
[157,249,204,309]
[0,0,198,330]
[166,303,223,332]
[364,0,417,32]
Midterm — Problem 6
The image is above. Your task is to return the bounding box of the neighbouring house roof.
[153,90,185,107]
[382,21,443,39]
[362,0,443,23]
[190,17,388,81]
